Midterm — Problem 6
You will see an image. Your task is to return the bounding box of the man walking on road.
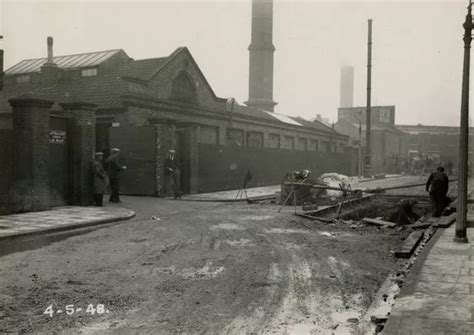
[164,149,183,199]
[105,148,127,203]
[425,166,449,217]
[93,152,108,206]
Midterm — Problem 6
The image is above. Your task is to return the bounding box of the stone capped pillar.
[9,95,53,212]
[60,102,97,206]
[153,119,176,197]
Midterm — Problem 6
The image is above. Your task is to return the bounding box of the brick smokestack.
[45,36,56,66]
[340,66,354,108]
[245,0,277,112]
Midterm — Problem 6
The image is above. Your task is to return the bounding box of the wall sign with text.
[49,130,67,144]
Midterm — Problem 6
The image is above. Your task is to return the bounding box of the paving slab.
[0,206,135,241]
[383,225,474,334]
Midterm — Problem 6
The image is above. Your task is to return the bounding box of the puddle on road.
[239,215,275,221]
[224,238,253,247]
[209,223,245,231]
[181,261,224,279]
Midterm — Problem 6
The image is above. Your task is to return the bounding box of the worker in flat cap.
[93,152,109,206]
[426,166,449,217]
[164,148,183,199]
[105,147,127,203]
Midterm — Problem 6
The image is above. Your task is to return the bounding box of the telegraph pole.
[0,35,4,91]
[455,1,472,243]
[365,19,373,177]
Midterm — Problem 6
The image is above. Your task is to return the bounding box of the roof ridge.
[16,49,123,62]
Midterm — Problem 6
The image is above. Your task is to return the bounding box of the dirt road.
[0,197,407,334]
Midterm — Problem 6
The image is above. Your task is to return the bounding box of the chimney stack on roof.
[45,36,57,67]
[41,36,61,84]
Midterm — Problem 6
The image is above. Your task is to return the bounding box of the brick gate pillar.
[9,95,53,212]
[153,120,176,197]
[60,102,97,206]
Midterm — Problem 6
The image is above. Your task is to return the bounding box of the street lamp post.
[455,0,472,243]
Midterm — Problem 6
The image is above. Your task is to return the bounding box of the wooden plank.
[395,231,424,258]
[361,217,397,228]
[433,213,457,228]
[295,213,334,223]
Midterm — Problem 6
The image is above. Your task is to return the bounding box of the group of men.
[92,148,127,206]
[92,148,183,206]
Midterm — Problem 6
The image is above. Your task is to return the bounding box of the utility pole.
[0,35,4,91]
[455,1,472,243]
[365,19,373,178]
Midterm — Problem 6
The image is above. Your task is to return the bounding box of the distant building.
[340,66,354,108]
[313,114,331,127]
[335,106,408,174]
[396,124,474,165]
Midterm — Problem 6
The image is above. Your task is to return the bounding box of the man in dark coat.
[426,166,449,217]
[164,149,183,199]
[105,148,127,203]
[93,152,108,206]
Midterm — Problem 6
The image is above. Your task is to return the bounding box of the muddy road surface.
[0,197,407,334]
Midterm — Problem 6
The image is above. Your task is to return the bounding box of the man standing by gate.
[164,149,183,199]
[425,166,449,217]
[105,148,127,203]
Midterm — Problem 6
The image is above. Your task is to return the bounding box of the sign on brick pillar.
[60,102,97,206]
[154,121,176,197]
[9,95,53,212]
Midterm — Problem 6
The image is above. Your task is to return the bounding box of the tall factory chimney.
[340,66,354,108]
[245,0,277,112]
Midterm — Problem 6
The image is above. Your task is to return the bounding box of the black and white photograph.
[0,0,473,333]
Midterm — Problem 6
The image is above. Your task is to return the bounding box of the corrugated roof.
[5,50,122,75]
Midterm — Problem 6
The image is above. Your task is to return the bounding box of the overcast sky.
[0,0,470,126]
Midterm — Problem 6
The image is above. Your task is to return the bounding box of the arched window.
[170,71,197,103]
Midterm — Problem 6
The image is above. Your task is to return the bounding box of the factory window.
[16,75,30,84]
[247,131,263,148]
[283,136,295,150]
[171,71,197,103]
[297,138,307,151]
[309,139,318,151]
[227,128,244,146]
[81,68,97,77]
[199,126,218,144]
[268,133,280,149]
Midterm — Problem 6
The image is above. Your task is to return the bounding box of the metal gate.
[109,126,157,195]
[49,116,70,206]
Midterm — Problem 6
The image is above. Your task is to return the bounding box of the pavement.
[383,183,474,335]
[182,185,280,201]
[0,206,135,240]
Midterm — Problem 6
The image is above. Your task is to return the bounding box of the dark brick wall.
[197,144,352,193]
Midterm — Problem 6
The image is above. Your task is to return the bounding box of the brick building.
[396,124,474,165]
[0,41,351,206]
[335,106,408,174]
